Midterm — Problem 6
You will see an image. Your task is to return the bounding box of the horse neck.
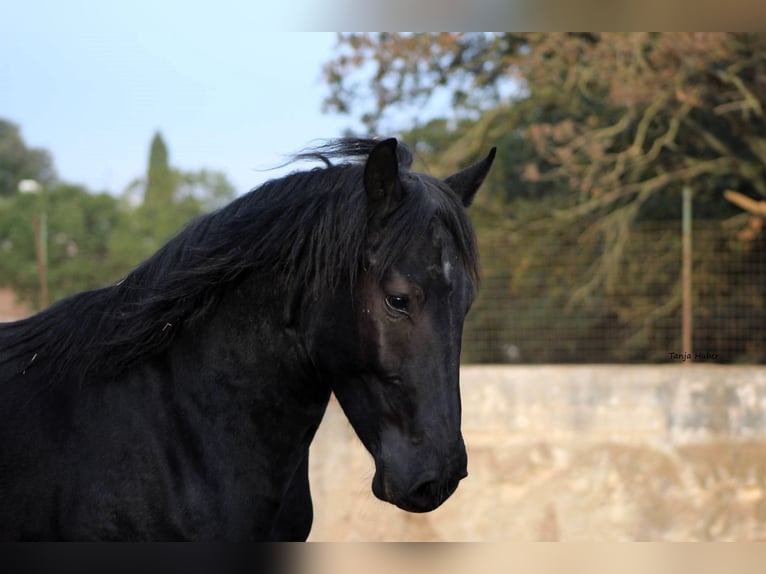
[164,274,331,451]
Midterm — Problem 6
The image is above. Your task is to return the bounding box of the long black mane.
[0,138,479,386]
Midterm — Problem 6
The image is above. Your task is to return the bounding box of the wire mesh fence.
[462,217,766,364]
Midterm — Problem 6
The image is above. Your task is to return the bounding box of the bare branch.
[724,190,766,216]
[715,68,764,117]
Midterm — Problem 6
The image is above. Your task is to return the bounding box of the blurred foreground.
[309,365,766,541]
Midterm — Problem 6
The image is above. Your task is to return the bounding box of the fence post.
[682,186,693,362]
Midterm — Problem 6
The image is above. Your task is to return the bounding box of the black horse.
[0,138,495,540]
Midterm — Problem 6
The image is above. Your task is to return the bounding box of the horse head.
[306,138,495,513]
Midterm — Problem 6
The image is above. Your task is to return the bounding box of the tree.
[143,131,176,208]
[0,119,56,197]
[326,33,766,222]
[323,33,525,133]
[1,127,238,310]
[0,184,121,309]
[108,132,237,275]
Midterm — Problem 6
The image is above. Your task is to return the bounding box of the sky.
[1,2,365,196]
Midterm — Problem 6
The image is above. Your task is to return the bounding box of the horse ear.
[364,138,402,218]
[444,147,497,207]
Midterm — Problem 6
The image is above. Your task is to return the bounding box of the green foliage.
[0,184,121,308]
[0,123,238,311]
[102,140,237,284]
[176,168,237,211]
[0,119,56,198]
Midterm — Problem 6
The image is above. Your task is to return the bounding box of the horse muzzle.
[371,443,468,513]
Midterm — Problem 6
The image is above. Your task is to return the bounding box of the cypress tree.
[144,131,175,207]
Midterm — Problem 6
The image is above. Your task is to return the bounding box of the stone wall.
[307,365,766,541]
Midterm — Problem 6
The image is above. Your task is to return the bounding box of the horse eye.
[385,294,410,315]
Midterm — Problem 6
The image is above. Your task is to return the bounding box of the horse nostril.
[409,476,439,502]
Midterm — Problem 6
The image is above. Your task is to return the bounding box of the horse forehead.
[399,175,466,283]
[425,221,463,287]
[437,235,463,287]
